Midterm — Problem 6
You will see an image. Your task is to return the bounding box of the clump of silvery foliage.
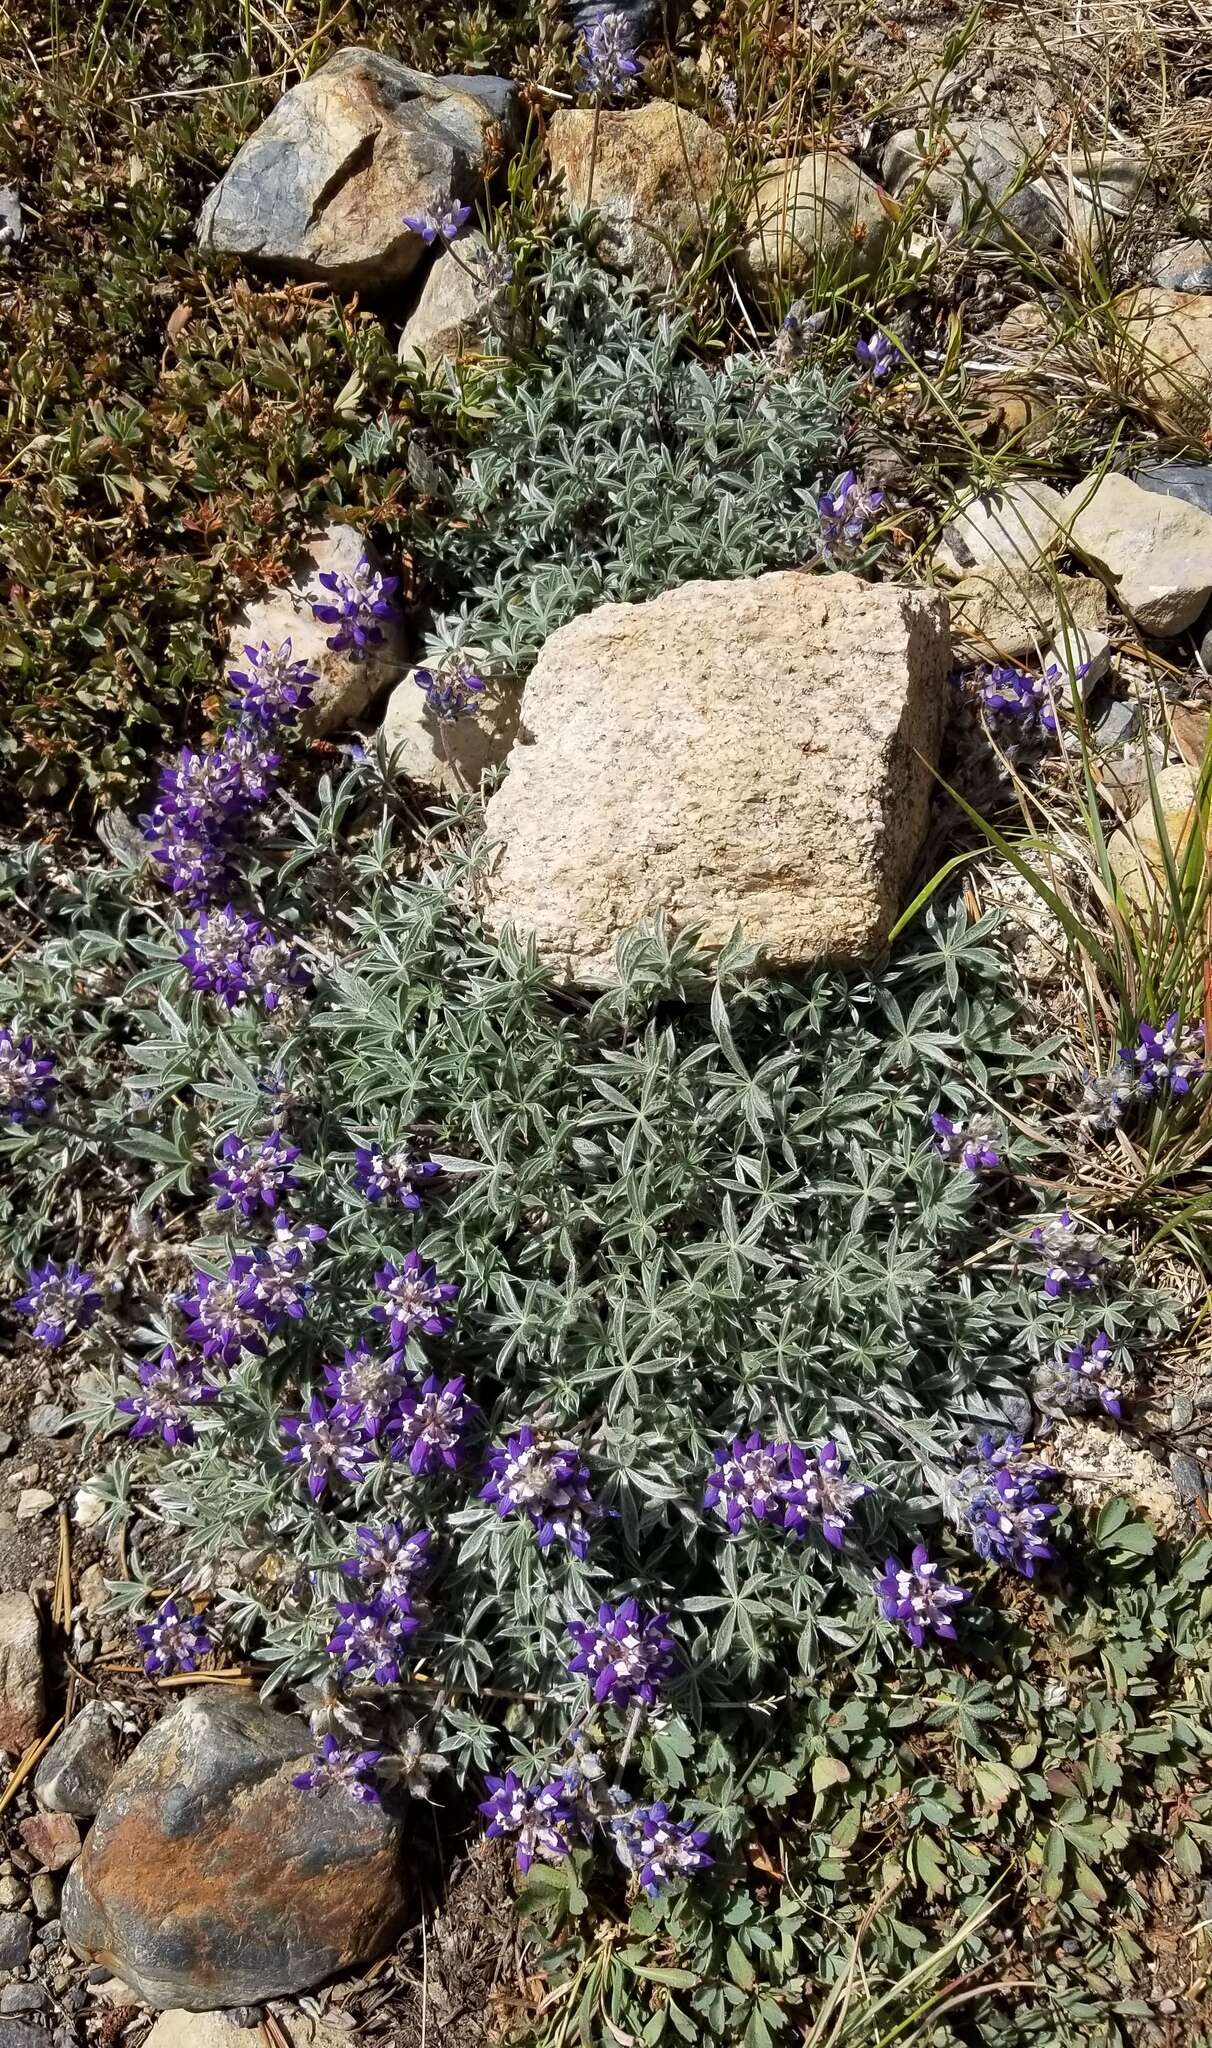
[0,744,1184,1903]
[417,230,863,676]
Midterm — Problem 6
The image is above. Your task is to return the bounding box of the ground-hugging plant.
[415,229,870,676]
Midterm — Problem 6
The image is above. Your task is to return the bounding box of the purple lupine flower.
[609,1802,713,1898]
[874,1545,968,1646]
[210,1130,301,1218]
[962,1437,1058,1579]
[392,1375,476,1476]
[280,1396,375,1500]
[1029,1210,1107,1298]
[371,1252,460,1349]
[328,1594,420,1683]
[981,664,1059,740]
[143,734,281,901]
[116,1346,219,1448]
[703,1433,789,1536]
[855,331,901,381]
[15,1261,102,1349]
[413,661,485,724]
[311,555,400,659]
[351,1140,440,1209]
[0,1028,55,1123]
[479,1770,581,1873]
[235,1226,320,1326]
[1125,1013,1205,1098]
[226,638,318,728]
[178,906,311,1013]
[323,1341,409,1436]
[931,1111,1002,1173]
[220,725,283,807]
[566,1599,679,1710]
[818,470,885,556]
[293,1732,383,1803]
[402,201,473,244]
[1063,1329,1126,1419]
[781,1439,870,1548]
[135,1598,213,1677]
[580,9,642,95]
[340,1522,433,1609]
[480,1428,600,1557]
[180,1266,268,1365]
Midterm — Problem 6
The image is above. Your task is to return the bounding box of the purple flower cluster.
[210,1130,301,1218]
[281,1396,375,1499]
[182,1228,316,1366]
[371,1253,460,1347]
[226,637,317,728]
[1030,1210,1107,1299]
[855,331,901,381]
[1063,1329,1126,1418]
[293,1733,384,1803]
[414,660,485,724]
[874,1544,968,1646]
[323,1340,409,1435]
[703,1433,868,1550]
[340,1522,433,1606]
[579,8,642,95]
[328,1595,421,1684]
[981,663,1059,740]
[609,1801,713,1899]
[818,470,885,556]
[178,907,311,1013]
[15,1261,102,1349]
[352,1140,440,1209]
[932,1111,1001,1174]
[393,1375,477,1476]
[0,1028,55,1123]
[480,1428,600,1557]
[136,1598,214,1677]
[402,202,472,245]
[117,1346,219,1447]
[480,1770,585,1873]
[312,556,400,659]
[1125,1013,1204,1098]
[566,1599,679,1710]
[962,1435,1058,1579]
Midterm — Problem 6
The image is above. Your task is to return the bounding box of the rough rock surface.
[948,565,1107,661]
[399,231,499,366]
[226,522,405,736]
[1061,472,1212,636]
[546,103,728,293]
[740,151,892,295]
[62,1693,406,2010]
[1115,288,1212,429]
[0,1592,44,1755]
[483,572,949,981]
[1149,238,1212,294]
[34,1701,120,1817]
[382,670,522,793]
[933,481,1067,579]
[1051,1418,1186,1539]
[198,49,519,286]
[1107,762,1200,909]
[1134,460,1212,520]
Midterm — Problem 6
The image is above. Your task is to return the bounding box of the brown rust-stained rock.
[546,103,729,293]
[62,1692,406,2010]
[0,1591,44,1756]
[1114,288,1212,431]
[483,571,949,982]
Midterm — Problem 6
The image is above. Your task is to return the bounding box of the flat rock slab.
[62,1692,406,2010]
[1061,471,1212,636]
[0,1591,44,1755]
[483,571,949,981]
[198,48,519,287]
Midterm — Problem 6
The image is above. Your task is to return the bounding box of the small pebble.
[16,1489,55,1522]
[1170,1451,1205,1504]
[0,1875,26,1910]
[0,1431,15,1456]
[28,1405,67,1439]
[1171,1393,1195,1432]
[29,1874,59,1919]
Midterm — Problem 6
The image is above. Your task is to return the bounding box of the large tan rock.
[1115,288,1212,429]
[547,103,729,294]
[483,572,949,981]
[226,522,405,737]
[198,49,519,287]
[948,565,1107,661]
[1107,762,1203,909]
[740,151,893,297]
[933,480,1067,579]
[0,1590,45,1755]
[1060,472,1212,636]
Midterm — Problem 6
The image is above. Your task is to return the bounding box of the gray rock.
[0,2024,49,2048]
[1043,622,1111,694]
[399,233,494,367]
[0,1988,45,2017]
[29,1876,58,1922]
[940,122,1062,252]
[568,0,670,29]
[1170,1451,1205,1505]
[0,186,21,249]
[1088,693,1140,750]
[1201,607,1212,673]
[35,1704,120,1819]
[1150,237,1212,294]
[0,1912,32,1972]
[933,480,1067,579]
[62,1692,406,2010]
[198,48,520,287]
[740,150,893,296]
[27,1406,67,1439]
[1134,460,1212,520]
